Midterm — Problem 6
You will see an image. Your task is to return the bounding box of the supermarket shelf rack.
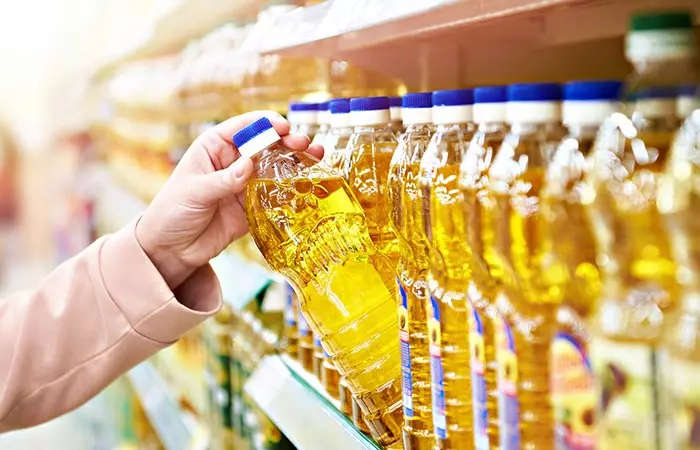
[245,354,381,450]
[127,362,209,450]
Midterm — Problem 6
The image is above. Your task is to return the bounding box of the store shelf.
[210,251,277,311]
[245,354,380,450]
[246,0,700,88]
[127,362,209,450]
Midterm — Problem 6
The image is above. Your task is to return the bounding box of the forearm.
[0,222,221,432]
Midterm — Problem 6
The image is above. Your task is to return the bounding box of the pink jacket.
[0,223,222,432]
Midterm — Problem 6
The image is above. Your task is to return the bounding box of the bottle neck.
[564,123,602,140]
[508,121,559,136]
[477,121,508,134]
[352,123,393,134]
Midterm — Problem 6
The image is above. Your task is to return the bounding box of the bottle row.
[233,10,700,450]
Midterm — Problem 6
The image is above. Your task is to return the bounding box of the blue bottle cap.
[563,80,623,101]
[350,96,390,111]
[288,102,319,112]
[634,86,678,100]
[329,98,350,114]
[508,83,562,102]
[318,101,330,111]
[389,96,402,107]
[433,89,474,107]
[232,117,275,148]
[474,86,508,104]
[402,92,433,108]
[678,84,699,96]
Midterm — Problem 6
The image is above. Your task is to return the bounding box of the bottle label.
[551,332,595,450]
[284,284,296,326]
[590,338,669,450]
[467,283,489,450]
[398,279,414,418]
[297,299,310,337]
[669,356,700,449]
[496,307,520,450]
[429,294,447,439]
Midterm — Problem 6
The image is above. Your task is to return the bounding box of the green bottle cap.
[630,11,693,31]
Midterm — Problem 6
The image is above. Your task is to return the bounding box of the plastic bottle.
[283,280,299,358]
[237,117,403,447]
[544,80,622,450]
[390,96,404,137]
[389,92,434,450]
[488,82,567,450]
[661,108,700,450]
[419,89,476,449]
[460,85,509,450]
[288,102,319,140]
[322,98,352,172]
[346,96,402,261]
[311,101,330,147]
[584,11,697,449]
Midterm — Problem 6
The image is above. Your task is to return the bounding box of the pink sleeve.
[0,223,222,431]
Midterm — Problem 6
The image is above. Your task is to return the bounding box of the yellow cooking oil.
[460,85,509,450]
[419,89,477,449]
[388,92,434,450]
[487,83,567,450]
[660,99,700,450]
[323,98,353,174]
[236,117,403,447]
[345,96,401,261]
[288,282,315,373]
[582,12,696,450]
[543,81,622,449]
[283,280,299,358]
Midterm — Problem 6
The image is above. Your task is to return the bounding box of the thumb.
[196,156,254,204]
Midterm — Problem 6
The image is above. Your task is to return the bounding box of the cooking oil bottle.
[584,11,696,449]
[283,281,299,358]
[288,102,319,140]
[346,96,401,261]
[389,92,434,450]
[322,98,352,172]
[421,89,477,449]
[460,85,508,450]
[544,80,622,450]
[311,101,330,147]
[488,83,567,450]
[390,96,404,137]
[661,105,700,449]
[237,117,403,447]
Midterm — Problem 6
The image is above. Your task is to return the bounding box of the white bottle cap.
[433,105,473,125]
[473,103,506,124]
[330,112,350,129]
[563,101,619,126]
[288,110,318,125]
[390,106,402,122]
[403,107,433,125]
[507,101,561,124]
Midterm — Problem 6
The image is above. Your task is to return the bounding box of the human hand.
[137,111,324,289]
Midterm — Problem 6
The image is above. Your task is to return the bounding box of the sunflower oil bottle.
[288,102,319,140]
[661,110,700,449]
[283,282,299,358]
[388,92,434,450]
[344,96,402,439]
[237,117,403,447]
[656,21,700,450]
[322,98,352,172]
[311,101,330,147]
[390,96,405,136]
[544,80,622,450]
[418,89,476,449]
[488,83,567,450]
[460,85,508,450]
[584,11,696,449]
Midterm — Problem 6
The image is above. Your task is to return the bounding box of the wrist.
[135,217,194,290]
